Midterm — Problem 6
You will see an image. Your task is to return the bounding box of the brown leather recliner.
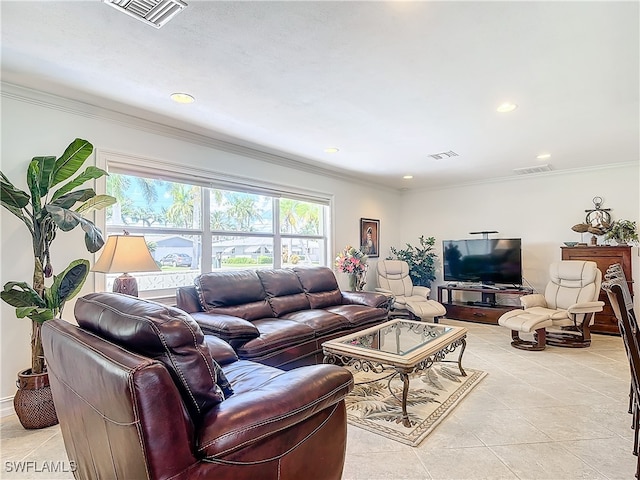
[41,293,353,480]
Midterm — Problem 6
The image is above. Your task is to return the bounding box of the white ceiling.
[1,1,638,190]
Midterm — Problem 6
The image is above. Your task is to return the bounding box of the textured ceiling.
[1,1,638,190]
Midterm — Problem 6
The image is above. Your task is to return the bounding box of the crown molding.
[1,82,398,193]
[405,161,639,195]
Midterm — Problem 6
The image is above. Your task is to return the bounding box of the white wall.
[2,83,638,406]
[399,165,640,301]
[0,84,402,400]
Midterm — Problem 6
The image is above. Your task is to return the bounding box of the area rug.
[346,364,487,447]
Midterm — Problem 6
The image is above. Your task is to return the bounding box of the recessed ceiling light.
[171,93,195,104]
[536,153,551,160]
[496,102,518,113]
[403,175,414,179]
[323,147,340,153]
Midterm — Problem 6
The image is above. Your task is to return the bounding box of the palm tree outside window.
[105,172,329,297]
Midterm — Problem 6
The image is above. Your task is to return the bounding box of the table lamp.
[92,232,161,297]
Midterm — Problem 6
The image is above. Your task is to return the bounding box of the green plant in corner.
[388,235,438,287]
[1,138,116,374]
[604,219,639,245]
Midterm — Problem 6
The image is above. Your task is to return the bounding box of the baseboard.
[1,396,15,418]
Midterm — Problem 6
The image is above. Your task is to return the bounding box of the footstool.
[498,310,553,351]
[380,292,447,323]
[402,298,447,323]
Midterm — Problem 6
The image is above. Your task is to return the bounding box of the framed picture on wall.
[359,218,380,258]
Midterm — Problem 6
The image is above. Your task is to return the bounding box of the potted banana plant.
[1,138,115,429]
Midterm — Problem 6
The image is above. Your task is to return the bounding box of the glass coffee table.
[322,319,467,427]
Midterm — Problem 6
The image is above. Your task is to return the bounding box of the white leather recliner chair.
[498,260,604,350]
[376,260,446,322]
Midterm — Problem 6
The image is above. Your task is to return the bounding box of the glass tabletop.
[337,320,454,357]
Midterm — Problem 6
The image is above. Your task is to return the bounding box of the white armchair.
[376,260,446,322]
[499,260,604,350]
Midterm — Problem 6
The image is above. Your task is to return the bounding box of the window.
[103,165,330,298]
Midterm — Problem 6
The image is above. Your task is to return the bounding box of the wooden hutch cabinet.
[561,245,633,335]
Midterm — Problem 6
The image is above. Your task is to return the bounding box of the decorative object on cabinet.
[360,218,379,258]
[604,219,638,245]
[571,196,612,246]
[562,245,632,335]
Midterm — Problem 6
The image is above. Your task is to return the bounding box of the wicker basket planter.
[13,369,58,429]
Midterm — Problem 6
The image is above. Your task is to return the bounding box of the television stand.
[437,285,532,325]
[467,283,501,291]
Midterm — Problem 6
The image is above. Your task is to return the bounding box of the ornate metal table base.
[324,337,467,428]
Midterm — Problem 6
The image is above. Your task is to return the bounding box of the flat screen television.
[442,238,523,285]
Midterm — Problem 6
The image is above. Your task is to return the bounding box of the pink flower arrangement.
[335,246,368,275]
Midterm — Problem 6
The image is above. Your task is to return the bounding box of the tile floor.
[0,319,636,479]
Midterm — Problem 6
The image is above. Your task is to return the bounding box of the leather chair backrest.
[42,319,197,480]
[544,260,601,309]
[75,293,231,422]
[377,260,414,297]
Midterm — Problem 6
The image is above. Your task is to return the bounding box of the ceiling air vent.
[103,0,187,29]
[513,164,554,175]
[427,150,459,160]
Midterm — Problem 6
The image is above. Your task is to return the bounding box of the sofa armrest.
[190,312,260,348]
[203,335,239,366]
[341,291,392,310]
[176,286,202,313]
[520,294,547,309]
[197,364,353,459]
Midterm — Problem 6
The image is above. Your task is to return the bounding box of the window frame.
[95,149,333,299]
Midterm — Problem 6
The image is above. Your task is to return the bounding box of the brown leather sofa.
[42,293,354,480]
[176,266,391,369]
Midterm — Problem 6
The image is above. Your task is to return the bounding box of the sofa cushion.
[294,266,343,308]
[75,293,232,421]
[190,312,260,345]
[221,359,284,394]
[203,335,239,366]
[257,269,304,297]
[195,270,273,320]
[197,364,353,460]
[268,293,311,317]
[236,318,315,359]
[281,309,349,336]
[257,269,311,316]
[324,304,388,328]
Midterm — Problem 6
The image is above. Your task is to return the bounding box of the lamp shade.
[92,234,160,274]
